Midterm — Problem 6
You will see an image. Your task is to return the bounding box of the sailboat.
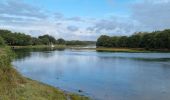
[50,42,54,48]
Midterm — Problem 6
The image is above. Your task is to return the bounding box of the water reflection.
[12,49,170,100]
[13,48,65,61]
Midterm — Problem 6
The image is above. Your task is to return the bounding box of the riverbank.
[0,47,90,100]
[11,45,67,49]
[13,45,170,52]
[79,48,149,53]
[68,47,170,52]
[94,48,170,53]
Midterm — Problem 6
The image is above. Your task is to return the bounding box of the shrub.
[0,47,14,68]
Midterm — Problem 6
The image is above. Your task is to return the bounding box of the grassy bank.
[70,47,170,53]
[11,45,67,49]
[11,45,93,49]
[85,48,148,53]
[67,46,170,53]
[95,48,170,53]
[11,45,170,53]
[0,47,90,100]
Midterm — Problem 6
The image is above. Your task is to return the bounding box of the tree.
[32,38,42,45]
[0,30,32,46]
[110,36,119,47]
[117,36,128,47]
[39,35,57,44]
[155,30,170,49]
[127,34,141,48]
[96,29,170,49]
[57,38,65,44]
[96,35,112,47]
[40,38,50,45]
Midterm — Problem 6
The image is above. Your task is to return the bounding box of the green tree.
[96,35,112,47]
[110,36,119,47]
[127,34,141,48]
[57,38,65,44]
[117,36,128,47]
[32,37,42,45]
[39,35,57,44]
[40,38,50,45]
[0,30,32,46]
[96,29,170,49]
[155,30,170,49]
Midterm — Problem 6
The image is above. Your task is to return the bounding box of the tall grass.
[0,47,14,68]
[0,36,5,46]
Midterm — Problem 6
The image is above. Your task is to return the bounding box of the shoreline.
[0,47,90,100]
[11,45,170,53]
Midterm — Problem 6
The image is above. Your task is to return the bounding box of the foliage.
[31,38,42,45]
[0,36,5,46]
[0,47,14,68]
[0,29,94,46]
[96,35,112,47]
[0,30,58,46]
[38,34,57,44]
[0,30,32,46]
[96,29,170,49]
[66,40,88,45]
[57,38,66,44]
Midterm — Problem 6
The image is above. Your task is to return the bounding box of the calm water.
[12,48,170,100]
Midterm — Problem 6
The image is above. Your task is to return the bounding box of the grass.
[11,45,66,49]
[94,47,149,52]
[70,47,150,53]
[71,47,170,53]
[12,45,170,53]
[95,48,170,53]
[9,43,170,52]
[0,46,90,100]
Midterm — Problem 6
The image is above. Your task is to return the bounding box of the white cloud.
[0,0,170,40]
[132,0,170,31]
[0,0,47,19]
[145,0,170,3]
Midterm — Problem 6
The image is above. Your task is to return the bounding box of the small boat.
[51,44,54,48]
[50,42,54,48]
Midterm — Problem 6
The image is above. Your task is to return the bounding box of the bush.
[0,47,14,68]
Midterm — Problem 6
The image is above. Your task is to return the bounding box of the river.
[12,48,170,100]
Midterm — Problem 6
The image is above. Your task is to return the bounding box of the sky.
[0,0,170,40]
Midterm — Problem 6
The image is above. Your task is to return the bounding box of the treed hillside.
[96,29,170,49]
[0,30,95,46]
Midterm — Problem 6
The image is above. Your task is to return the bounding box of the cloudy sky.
[0,0,170,40]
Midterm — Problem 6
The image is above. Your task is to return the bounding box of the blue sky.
[0,0,170,40]
[25,0,133,18]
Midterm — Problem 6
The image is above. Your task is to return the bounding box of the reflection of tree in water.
[13,49,32,61]
[13,48,65,61]
[95,51,170,62]
[13,48,65,82]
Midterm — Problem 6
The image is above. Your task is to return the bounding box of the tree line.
[0,29,95,46]
[96,29,170,49]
